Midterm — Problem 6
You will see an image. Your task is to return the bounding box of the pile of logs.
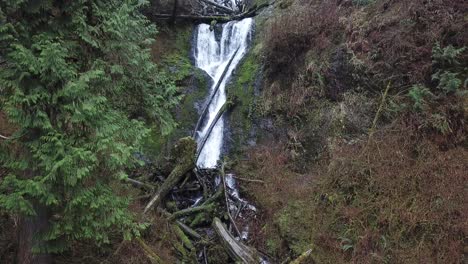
[148,0,273,24]
[127,136,261,263]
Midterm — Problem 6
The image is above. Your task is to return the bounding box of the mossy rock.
[226,45,261,155]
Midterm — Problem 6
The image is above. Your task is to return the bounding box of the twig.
[203,246,209,264]
[194,167,209,199]
[133,194,152,200]
[290,248,313,264]
[232,175,265,184]
[125,178,155,191]
[220,162,241,238]
[0,134,11,140]
[368,82,391,141]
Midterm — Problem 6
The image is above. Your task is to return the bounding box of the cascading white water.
[194,18,253,168]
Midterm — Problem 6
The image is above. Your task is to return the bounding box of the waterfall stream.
[194,18,254,168]
[192,13,263,253]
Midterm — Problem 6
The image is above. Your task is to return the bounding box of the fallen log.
[195,100,235,161]
[193,47,240,137]
[290,248,314,264]
[199,0,235,14]
[151,14,231,23]
[136,237,163,264]
[144,137,197,214]
[168,203,214,220]
[152,1,272,23]
[212,217,259,263]
[159,209,203,240]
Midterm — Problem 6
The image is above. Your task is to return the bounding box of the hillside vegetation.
[231,0,467,263]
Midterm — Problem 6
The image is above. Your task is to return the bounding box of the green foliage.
[431,43,465,94]
[432,43,466,67]
[432,70,462,94]
[408,85,433,111]
[0,0,177,253]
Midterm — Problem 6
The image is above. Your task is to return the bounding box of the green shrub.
[408,85,433,111]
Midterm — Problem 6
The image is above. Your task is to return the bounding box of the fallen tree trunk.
[144,137,197,214]
[151,1,271,23]
[136,238,163,264]
[199,0,235,14]
[193,47,240,137]
[195,100,234,160]
[212,217,259,263]
[169,203,214,220]
[151,14,231,23]
[159,209,202,240]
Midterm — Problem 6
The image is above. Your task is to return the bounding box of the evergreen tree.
[0,0,178,259]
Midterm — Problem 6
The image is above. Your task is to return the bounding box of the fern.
[408,85,433,111]
[432,43,466,67]
[432,71,462,93]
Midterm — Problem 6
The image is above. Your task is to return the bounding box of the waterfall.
[194,18,253,168]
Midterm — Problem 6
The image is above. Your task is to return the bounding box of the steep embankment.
[225,0,467,263]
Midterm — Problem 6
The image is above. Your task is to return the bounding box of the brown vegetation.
[238,0,468,262]
[311,123,467,263]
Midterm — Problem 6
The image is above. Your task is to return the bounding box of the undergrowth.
[238,0,468,263]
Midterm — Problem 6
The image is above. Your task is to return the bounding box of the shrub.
[310,123,467,263]
[408,85,433,111]
[263,1,343,79]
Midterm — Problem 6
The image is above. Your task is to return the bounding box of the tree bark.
[212,217,259,263]
[143,137,197,214]
[170,0,178,24]
[17,202,52,264]
[199,0,235,14]
[195,100,234,161]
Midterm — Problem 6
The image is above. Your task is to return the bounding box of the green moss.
[206,244,230,264]
[276,201,314,256]
[265,228,284,256]
[226,48,260,154]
